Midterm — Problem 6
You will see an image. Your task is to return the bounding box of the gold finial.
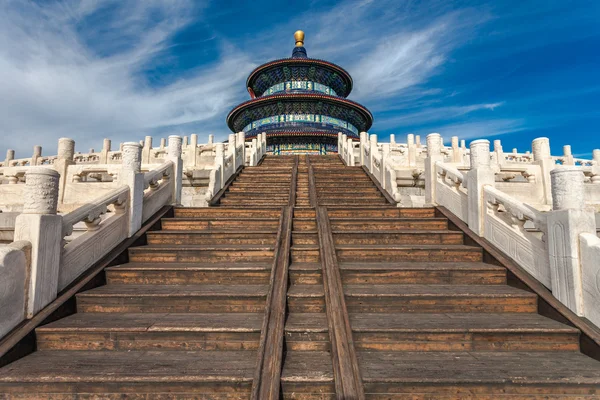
[294,30,305,47]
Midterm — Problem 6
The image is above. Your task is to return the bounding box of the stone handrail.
[61,185,129,237]
[143,161,172,189]
[350,131,600,328]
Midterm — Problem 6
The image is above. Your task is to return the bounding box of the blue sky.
[1,0,599,157]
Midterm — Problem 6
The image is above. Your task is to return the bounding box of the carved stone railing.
[59,186,129,291]
[435,162,468,222]
[483,185,550,287]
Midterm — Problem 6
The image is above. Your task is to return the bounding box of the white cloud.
[0,0,249,156]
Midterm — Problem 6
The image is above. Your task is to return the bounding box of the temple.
[226,31,373,155]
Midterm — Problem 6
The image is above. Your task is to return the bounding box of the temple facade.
[226,31,373,155]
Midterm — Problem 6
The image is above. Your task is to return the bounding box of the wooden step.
[336,244,482,263]
[285,313,329,351]
[292,231,319,245]
[349,313,579,352]
[128,244,275,263]
[281,351,335,398]
[173,207,281,218]
[291,245,320,263]
[358,351,600,397]
[0,350,256,396]
[220,199,289,206]
[289,262,322,284]
[287,285,325,313]
[293,218,317,231]
[329,218,448,231]
[332,230,464,245]
[344,285,537,313]
[36,313,263,351]
[147,231,277,245]
[162,218,279,231]
[76,284,268,313]
[327,207,435,218]
[106,262,271,284]
[340,262,505,284]
[318,198,390,205]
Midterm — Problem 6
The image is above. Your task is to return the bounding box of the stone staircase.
[0,154,599,398]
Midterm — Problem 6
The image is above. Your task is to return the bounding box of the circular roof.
[227,92,373,133]
[246,58,354,98]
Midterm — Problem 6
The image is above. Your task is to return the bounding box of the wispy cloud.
[0,0,249,155]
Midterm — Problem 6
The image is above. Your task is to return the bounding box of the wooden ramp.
[1,154,599,398]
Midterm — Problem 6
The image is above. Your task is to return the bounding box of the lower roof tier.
[226,93,373,133]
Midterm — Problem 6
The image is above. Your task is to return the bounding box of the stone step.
[317,192,385,199]
[329,217,448,231]
[219,198,289,206]
[344,284,537,313]
[281,351,335,398]
[336,244,482,263]
[287,285,325,313]
[128,244,275,263]
[358,351,600,397]
[349,313,580,352]
[340,262,505,285]
[76,284,269,313]
[36,313,264,351]
[105,262,272,285]
[162,217,279,231]
[147,231,278,245]
[285,313,329,351]
[0,350,256,396]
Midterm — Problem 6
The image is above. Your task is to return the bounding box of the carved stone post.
[369,134,378,173]
[4,149,14,166]
[451,136,461,163]
[359,132,368,166]
[415,135,421,148]
[424,133,442,205]
[167,135,183,205]
[142,136,152,164]
[381,143,390,189]
[55,138,75,206]
[101,139,111,164]
[120,142,144,236]
[215,143,225,188]
[160,138,166,149]
[208,134,214,145]
[183,136,189,147]
[338,132,343,154]
[390,134,396,145]
[593,149,600,165]
[189,134,198,167]
[347,138,354,166]
[546,167,595,315]
[467,140,495,236]
[228,134,237,171]
[32,146,42,166]
[251,138,258,166]
[493,140,503,167]
[532,137,553,205]
[407,134,416,167]
[237,132,246,165]
[341,134,348,162]
[562,145,574,165]
[14,168,62,316]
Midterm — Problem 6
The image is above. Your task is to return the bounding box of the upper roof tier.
[246,31,353,98]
